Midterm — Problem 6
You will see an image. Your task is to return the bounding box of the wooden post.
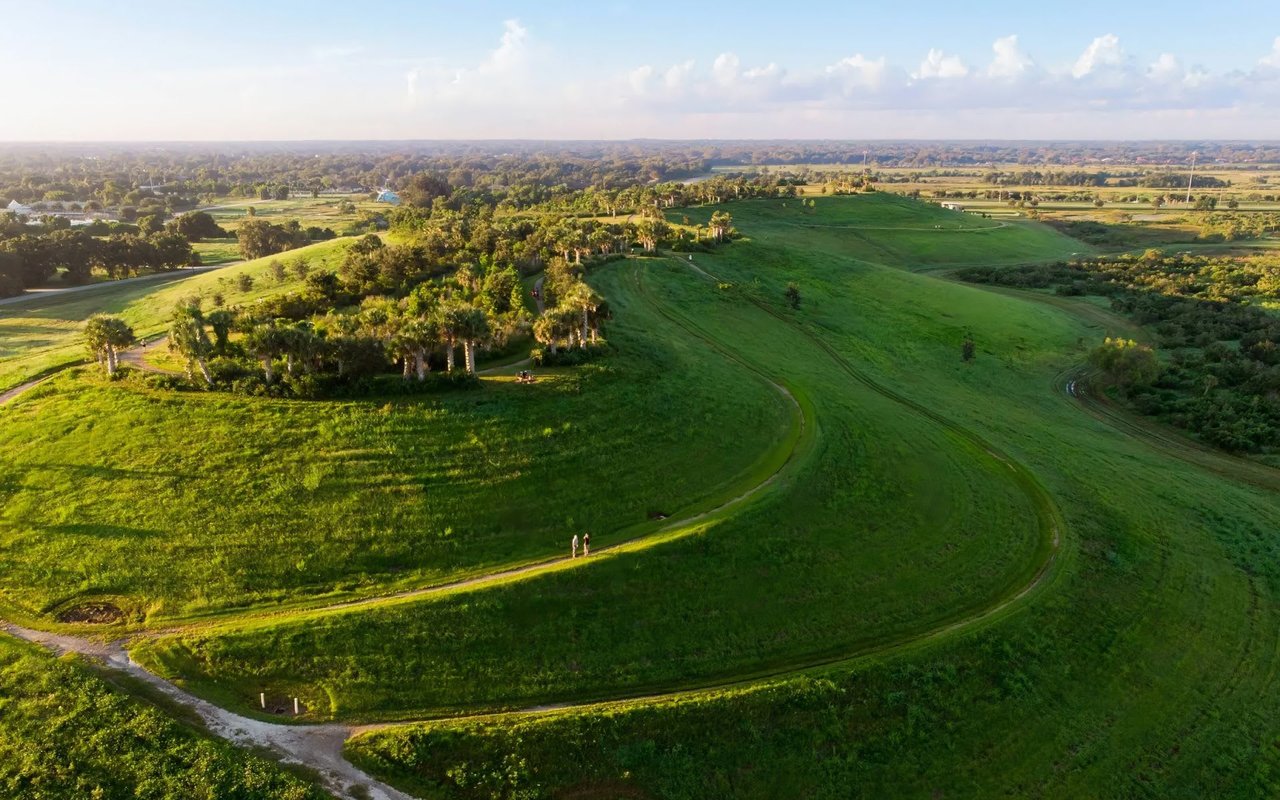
[259,692,266,709]
[293,697,299,715]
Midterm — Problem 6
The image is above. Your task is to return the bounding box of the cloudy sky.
[2,0,1279,140]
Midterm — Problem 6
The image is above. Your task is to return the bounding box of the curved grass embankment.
[344,196,1280,800]
[133,251,1057,727]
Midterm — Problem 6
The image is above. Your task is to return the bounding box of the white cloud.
[825,54,887,90]
[1147,53,1181,82]
[712,53,740,87]
[987,35,1033,79]
[663,60,695,90]
[1261,37,1280,69]
[627,65,653,94]
[913,49,968,80]
[1073,34,1124,78]
[481,19,527,75]
[387,23,1280,139]
[403,19,532,109]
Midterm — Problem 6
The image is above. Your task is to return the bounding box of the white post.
[293,697,299,715]
[260,692,266,709]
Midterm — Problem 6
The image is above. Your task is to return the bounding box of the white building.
[940,202,965,211]
[5,199,33,216]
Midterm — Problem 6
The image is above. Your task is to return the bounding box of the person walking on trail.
[571,533,579,559]
[582,532,591,556]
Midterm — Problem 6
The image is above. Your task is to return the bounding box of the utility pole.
[1185,151,1197,204]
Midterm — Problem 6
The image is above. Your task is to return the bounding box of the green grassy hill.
[334,195,1280,799]
[0,261,790,621]
[7,194,1280,799]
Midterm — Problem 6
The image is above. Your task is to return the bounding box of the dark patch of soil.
[646,509,669,520]
[556,780,652,800]
[56,601,124,624]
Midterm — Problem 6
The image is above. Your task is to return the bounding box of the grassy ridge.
[0,634,327,800]
[346,195,1280,799]
[0,264,789,619]
[134,247,1054,722]
[0,237,352,392]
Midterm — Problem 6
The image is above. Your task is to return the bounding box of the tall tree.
[168,301,215,385]
[83,314,135,376]
[454,306,490,374]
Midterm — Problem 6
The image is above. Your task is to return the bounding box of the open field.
[0,237,351,392]
[204,194,388,235]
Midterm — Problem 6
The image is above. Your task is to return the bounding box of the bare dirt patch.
[56,601,124,624]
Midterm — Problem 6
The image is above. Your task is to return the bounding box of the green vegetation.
[5,153,1280,800]
[0,634,325,800]
[0,237,351,392]
[132,196,1089,726]
[958,251,1280,453]
[0,265,788,618]
[324,194,1280,799]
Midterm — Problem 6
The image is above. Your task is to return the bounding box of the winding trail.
[0,254,1078,800]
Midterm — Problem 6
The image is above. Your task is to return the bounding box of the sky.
[2,0,1280,141]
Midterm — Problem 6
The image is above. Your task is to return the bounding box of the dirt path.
[0,376,51,406]
[533,275,546,313]
[116,336,180,375]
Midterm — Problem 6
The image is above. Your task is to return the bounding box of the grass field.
[0,633,326,800]
[0,264,790,621]
[0,237,352,392]
[204,194,385,235]
[328,195,1280,799]
[6,193,1280,799]
[191,237,243,265]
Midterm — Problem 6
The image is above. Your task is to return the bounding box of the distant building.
[940,202,965,211]
[376,189,400,205]
[5,199,32,216]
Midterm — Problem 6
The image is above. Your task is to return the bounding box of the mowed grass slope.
[0,269,790,620]
[0,634,326,800]
[136,250,1055,722]
[0,237,352,392]
[346,196,1280,799]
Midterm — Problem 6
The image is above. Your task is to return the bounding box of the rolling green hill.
[335,195,1280,799]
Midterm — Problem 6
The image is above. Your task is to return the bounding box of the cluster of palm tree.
[159,269,524,389]
[532,267,609,355]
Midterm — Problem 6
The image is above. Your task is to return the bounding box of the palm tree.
[83,314,135,376]
[438,303,469,372]
[243,320,286,383]
[564,281,600,348]
[205,309,237,356]
[394,318,437,380]
[533,313,560,355]
[167,301,214,385]
[455,306,490,375]
[709,210,733,242]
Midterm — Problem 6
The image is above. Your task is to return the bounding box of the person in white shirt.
[571,533,579,559]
